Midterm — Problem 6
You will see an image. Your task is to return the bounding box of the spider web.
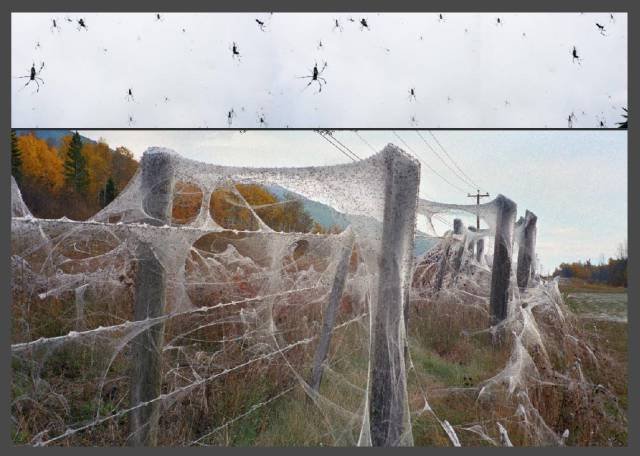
[10,146,626,446]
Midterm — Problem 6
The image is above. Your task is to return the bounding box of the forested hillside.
[11,130,139,220]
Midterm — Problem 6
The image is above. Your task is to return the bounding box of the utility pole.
[467,190,490,229]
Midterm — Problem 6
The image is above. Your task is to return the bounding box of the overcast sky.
[78,130,627,272]
[13,12,627,128]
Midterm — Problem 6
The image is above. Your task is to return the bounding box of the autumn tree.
[209,184,316,233]
[11,130,22,183]
[63,132,89,194]
[15,132,65,217]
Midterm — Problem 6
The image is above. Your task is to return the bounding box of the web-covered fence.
[10,145,626,447]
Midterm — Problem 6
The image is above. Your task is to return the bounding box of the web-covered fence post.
[489,195,517,326]
[129,151,175,446]
[366,147,419,447]
[310,229,354,392]
[516,210,538,291]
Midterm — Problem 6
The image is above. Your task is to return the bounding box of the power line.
[315,130,359,162]
[392,131,468,194]
[328,132,362,161]
[427,131,485,192]
[353,130,378,154]
[414,130,475,191]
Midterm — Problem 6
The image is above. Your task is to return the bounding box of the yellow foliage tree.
[17,133,64,193]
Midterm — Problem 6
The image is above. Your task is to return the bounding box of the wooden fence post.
[489,195,517,326]
[516,210,537,291]
[366,146,419,447]
[310,229,354,392]
[129,150,174,446]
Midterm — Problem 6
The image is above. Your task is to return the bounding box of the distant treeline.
[553,246,628,288]
[10,131,338,234]
[11,130,138,220]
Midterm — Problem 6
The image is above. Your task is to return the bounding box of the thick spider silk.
[10,147,625,446]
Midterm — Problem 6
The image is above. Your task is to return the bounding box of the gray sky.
[79,130,628,273]
[14,12,627,128]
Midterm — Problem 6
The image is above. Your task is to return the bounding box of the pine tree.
[103,177,117,207]
[63,132,89,193]
[11,130,22,182]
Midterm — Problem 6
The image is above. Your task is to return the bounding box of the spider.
[50,18,60,33]
[409,88,417,101]
[360,18,369,30]
[297,62,328,93]
[410,115,418,126]
[317,40,324,50]
[227,109,235,126]
[595,23,606,35]
[447,96,453,103]
[156,13,163,22]
[126,88,134,102]
[609,13,615,23]
[257,112,268,127]
[504,100,511,107]
[77,18,88,31]
[572,46,582,64]
[596,114,607,128]
[163,96,170,103]
[567,112,576,128]
[128,115,135,126]
[16,62,45,92]
[439,14,445,22]
[231,42,241,61]
[35,41,41,50]
[496,17,502,26]
[255,19,266,31]
[333,18,343,32]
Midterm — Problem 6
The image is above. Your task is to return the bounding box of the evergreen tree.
[11,130,22,182]
[102,177,117,207]
[63,132,89,193]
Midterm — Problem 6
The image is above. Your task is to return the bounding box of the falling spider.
[333,18,343,32]
[16,62,45,92]
[360,18,369,30]
[255,19,266,31]
[227,109,236,126]
[496,17,503,26]
[50,18,60,33]
[317,40,324,50]
[156,13,163,22]
[257,112,268,127]
[230,42,241,61]
[77,18,88,31]
[438,14,445,22]
[572,46,582,64]
[297,62,328,93]
[128,115,135,126]
[126,88,134,102]
[409,88,417,101]
[595,23,606,35]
